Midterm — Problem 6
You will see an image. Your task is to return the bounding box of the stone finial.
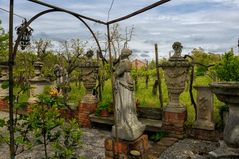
[172,41,183,57]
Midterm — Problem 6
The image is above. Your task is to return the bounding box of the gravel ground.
[159,138,219,159]
[1,111,220,159]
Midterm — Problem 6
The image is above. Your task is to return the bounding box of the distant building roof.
[131,59,146,69]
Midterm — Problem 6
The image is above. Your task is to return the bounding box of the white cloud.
[0,0,238,59]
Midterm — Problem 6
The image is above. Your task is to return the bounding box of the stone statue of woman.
[112,48,145,141]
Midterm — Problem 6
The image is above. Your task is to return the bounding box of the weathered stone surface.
[112,48,145,141]
[28,60,50,104]
[209,141,239,159]
[187,128,221,141]
[209,82,239,158]
[157,137,178,147]
[193,86,215,130]
[161,42,190,113]
[210,82,239,148]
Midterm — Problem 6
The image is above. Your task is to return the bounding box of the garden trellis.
[5,0,171,158]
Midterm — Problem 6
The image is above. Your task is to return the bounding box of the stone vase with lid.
[81,50,99,104]
[161,42,191,113]
[28,59,50,104]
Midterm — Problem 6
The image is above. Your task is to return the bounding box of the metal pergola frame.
[7,0,171,158]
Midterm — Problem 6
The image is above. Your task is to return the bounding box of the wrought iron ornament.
[15,19,33,50]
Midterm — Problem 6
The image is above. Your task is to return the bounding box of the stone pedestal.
[28,80,50,104]
[28,60,50,105]
[193,86,215,130]
[105,134,149,159]
[78,94,97,128]
[209,82,239,158]
[162,110,187,138]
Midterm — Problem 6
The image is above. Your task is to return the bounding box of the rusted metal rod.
[107,0,171,24]
[27,0,107,25]
[12,9,105,63]
[155,44,163,108]
[107,24,119,158]
[27,0,171,25]
[9,0,15,158]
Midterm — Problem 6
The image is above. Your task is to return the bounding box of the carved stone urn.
[209,82,239,158]
[161,42,191,113]
[28,60,50,104]
[161,42,191,136]
[0,65,9,100]
[81,50,99,103]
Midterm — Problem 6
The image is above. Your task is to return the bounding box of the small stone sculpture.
[172,41,183,58]
[53,64,68,86]
[112,48,145,141]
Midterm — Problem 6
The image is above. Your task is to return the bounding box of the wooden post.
[155,44,163,108]
[145,59,149,89]
[96,50,102,101]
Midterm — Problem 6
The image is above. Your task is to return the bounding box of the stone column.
[0,65,9,110]
[161,42,191,138]
[193,86,215,130]
[28,60,50,106]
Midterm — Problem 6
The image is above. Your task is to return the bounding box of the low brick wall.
[137,107,162,120]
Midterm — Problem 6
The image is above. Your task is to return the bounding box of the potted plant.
[95,101,112,117]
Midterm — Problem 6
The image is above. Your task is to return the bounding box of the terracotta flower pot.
[100,109,110,117]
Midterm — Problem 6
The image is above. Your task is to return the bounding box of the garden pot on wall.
[100,109,110,117]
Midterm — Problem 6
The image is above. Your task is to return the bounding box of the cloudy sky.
[0,0,239,59]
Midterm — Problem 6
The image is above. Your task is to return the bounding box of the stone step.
[89,114,162,132]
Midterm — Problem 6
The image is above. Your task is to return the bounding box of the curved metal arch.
[13,8,107,63]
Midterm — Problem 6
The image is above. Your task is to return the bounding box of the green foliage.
[0,114,32,155]
[191,48,221,76]
[52,119,82,159]
[0,20,8,61]
[214,50,239,81]
[28,93,82,159]
[95,100,112,116]
[149,131,168,142]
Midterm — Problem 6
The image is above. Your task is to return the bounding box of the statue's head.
[172,41,183,57]
[121,48,132,58]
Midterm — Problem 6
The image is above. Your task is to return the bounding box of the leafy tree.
[0,19,8,61]
[214,50,239,81]
[191,48,221,76]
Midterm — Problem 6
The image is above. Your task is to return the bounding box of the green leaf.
[0,119,5,127]
[1,81,9,89]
